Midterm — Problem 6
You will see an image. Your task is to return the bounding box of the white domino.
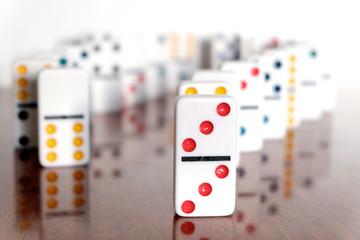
[174,95,237,217]
[13,58,56,149]
[177,81,231,96]
[38,69,90,167]
[248,55,287,139]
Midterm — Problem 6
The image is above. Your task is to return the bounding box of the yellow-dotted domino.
[38,69,90,167]
[177,81,231,96]
[13,58,55,149]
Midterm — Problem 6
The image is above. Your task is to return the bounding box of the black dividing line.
[182,156,231,162]
[18,103,37,108]
[240,105,258,110]
[45,115,84,120]
[264,96,281,101]
[301,80,317,86]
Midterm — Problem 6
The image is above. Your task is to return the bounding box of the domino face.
[174,95,237,217]
[14,58,56,148]
[249,55,287,139]
[177,81,231,96]
[220,63,264,152]
[38,69,90,167]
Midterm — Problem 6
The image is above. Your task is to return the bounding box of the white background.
[1,0,359,88]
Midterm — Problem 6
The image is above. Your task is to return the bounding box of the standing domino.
[248,55,287,139]
[38,69,90,167]
[14,58,55,148]
[174,95,237,217]
[177,81,231,96]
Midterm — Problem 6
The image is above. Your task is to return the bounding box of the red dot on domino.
[198,183,212,196]
[199,121,213,135]
[182,138,196,152]
[215,165,229,178]
[241,81,247,90]
[181,200,195,214]
[216,103,230,117]
[181,221,195,235]
[251,67,259,76]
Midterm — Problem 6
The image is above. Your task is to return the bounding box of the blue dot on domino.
[274,85,281,93]
[264,115,269,124]
[81,51,88,58]
[274,60,282,69]
[240,127,246,136]
[179,72,188,81]
[265,73,270,81]
[158,66,166,77]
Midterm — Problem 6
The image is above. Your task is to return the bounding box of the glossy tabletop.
[0,87,360,240]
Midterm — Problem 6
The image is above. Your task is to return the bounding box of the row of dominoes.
[14,62,90,167]
[24,33,283,114]
[174,42,336,217]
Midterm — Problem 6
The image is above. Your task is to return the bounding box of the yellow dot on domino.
[46,124,56,134]
[47,198,58,209]
[47,152,57,162]
[73,170,84,181]
[17,65,27,75]
[73,123,83,133]
[289,67,295,73]
[47,185,58,195]
[17,91,28,101]
[289,95,295,102]
[284,168,292,177]
[185,87,197,95]
[288,117,294,124]
[289,55,296,62]
[46,171,58,182]
[73,184,84,194]
[17,78,28,87]
[73,197,85,208]
[47,139,57,148]
[215,86,227,94]
[288,107,294,113]
[73,137,83,147]
[74,151,84,161]
[289,78,295,85]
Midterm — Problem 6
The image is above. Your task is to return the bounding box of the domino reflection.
[40,166,90,239]
[14,149,41,235]
[173,215,234,240]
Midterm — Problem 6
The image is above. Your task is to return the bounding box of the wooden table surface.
[0,87,360,240]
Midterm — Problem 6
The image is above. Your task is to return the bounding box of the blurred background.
[1,0,360,89]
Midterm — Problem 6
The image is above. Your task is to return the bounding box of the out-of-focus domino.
[177,81,231,96]
[13,58,56,148]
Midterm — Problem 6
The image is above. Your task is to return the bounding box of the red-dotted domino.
[13,58,56,149]
[38,69,90,167]
[174,95,237,217]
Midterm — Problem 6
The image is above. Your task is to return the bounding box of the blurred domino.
[174,95,237,217]
[220,62,264,151]
[177,81,230,96]
[248,55,287,139]
[13,58,55,148]
[38,69,90,167]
